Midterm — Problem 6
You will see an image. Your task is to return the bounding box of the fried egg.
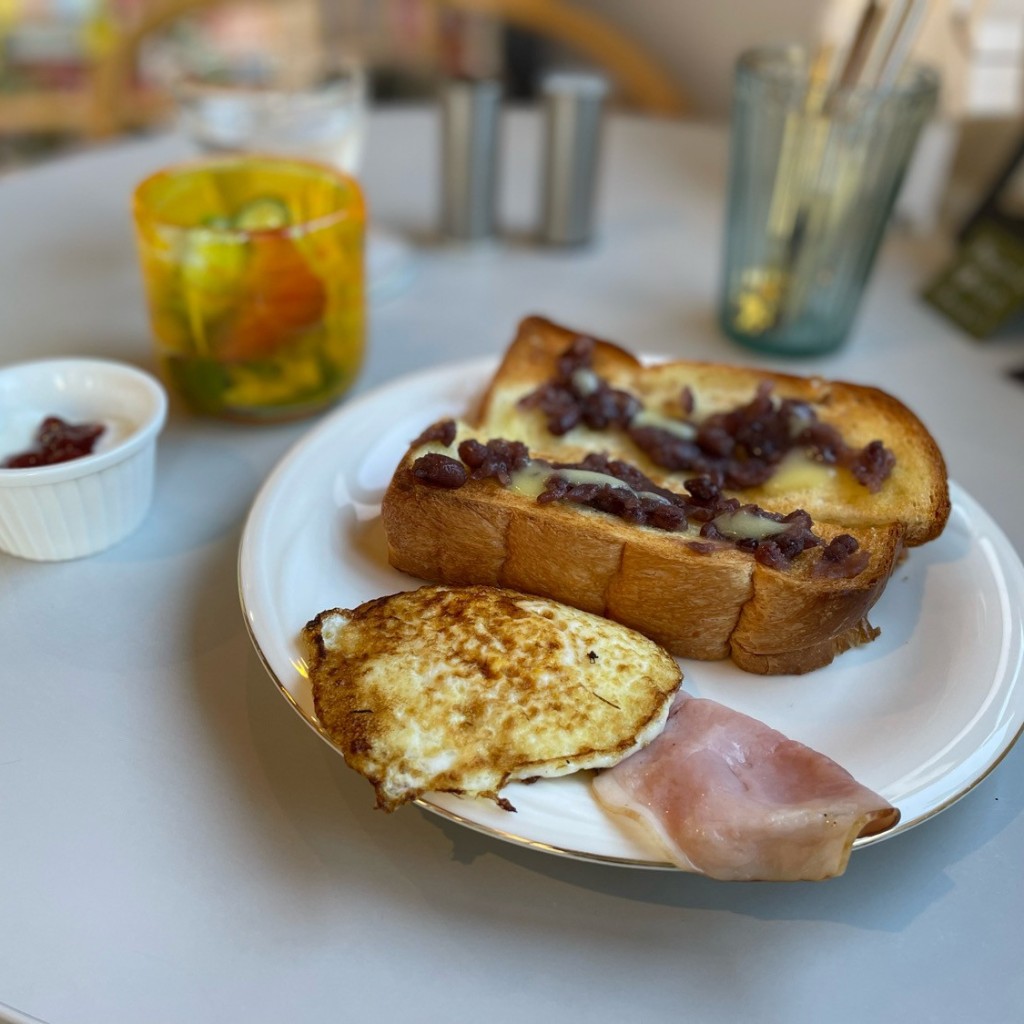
[303,584,682,811]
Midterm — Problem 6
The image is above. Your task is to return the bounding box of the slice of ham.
[592,692,899,881]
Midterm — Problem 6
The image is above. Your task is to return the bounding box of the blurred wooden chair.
[85,0,691,139]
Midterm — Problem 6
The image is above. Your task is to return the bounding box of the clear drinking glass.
[171,52,368,174]
[719,47,938,356]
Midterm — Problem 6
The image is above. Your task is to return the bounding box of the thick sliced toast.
[381,421,903,675]
[474,316,950,547]
[380,316,948,675]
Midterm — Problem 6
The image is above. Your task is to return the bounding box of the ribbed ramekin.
[0,358,168,560]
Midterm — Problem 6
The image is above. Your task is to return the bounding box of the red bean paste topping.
[517,335,640,434]
[3,416,105,468]
[457,437,530,485]
[517,337,895,493]
[813,533,871,579]
[409,421,866,575]
[411,419,458,448]
[411,434,529,491]
[412,453,467,489]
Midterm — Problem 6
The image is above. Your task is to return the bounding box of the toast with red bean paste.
[381,316,950,675]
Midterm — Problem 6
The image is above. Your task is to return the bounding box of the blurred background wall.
[574,0,820,118]
[2,0,1023,229]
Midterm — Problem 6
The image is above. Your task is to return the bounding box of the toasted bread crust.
[475,316,950,547]
[381,430,901,674]
[381,316,949,676]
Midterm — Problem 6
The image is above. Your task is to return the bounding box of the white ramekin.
[0,358,168,561]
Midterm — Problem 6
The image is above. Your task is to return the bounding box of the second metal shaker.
[540,71,609,246]
[440,77,502,241]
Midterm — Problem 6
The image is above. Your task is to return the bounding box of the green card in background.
[923,219,1024,339]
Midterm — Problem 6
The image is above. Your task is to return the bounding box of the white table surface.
[1,107,1022,1024]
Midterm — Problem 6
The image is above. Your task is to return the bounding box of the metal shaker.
[440,77,502,241]
[540,71,609,246]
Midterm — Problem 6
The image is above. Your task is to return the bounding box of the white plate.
[238,358,1024,868]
